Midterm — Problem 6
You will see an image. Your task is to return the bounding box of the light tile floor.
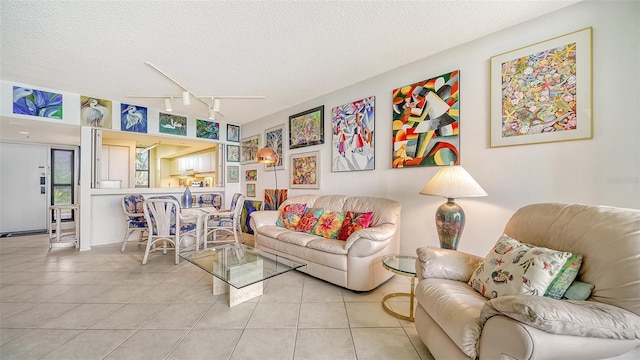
[0,234,434,360]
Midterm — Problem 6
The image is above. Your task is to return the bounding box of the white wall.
[241,1,640,256]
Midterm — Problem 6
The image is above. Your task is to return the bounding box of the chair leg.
[142,237,154,265]
[121,228,131,252]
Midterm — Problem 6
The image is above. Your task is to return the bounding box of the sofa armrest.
[249,210,280,230]
[343,223,396,251]
[415,246,484,282]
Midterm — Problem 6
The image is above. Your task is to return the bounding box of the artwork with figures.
[120,103,148,133]
[241,200,263,234]
[289,106,324,149]
[13,86,63,119]
[264,124,285,171]
[264,189,288,210]
[80,96,112,128]
[392,70,460,168]
[196,119,219,140]
[331,96,375,171]
[241,135,260,164]
[159,113,187,136]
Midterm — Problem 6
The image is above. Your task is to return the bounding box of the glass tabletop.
[381,254,417,276]
[179,243,306,289]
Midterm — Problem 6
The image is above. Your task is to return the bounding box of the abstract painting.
[159,113,187,136]
[392,71,459,168]
[290,151,320,189]
[245,169,257,181]
[241,200,263,234]
[120,103,147,133]
[264,124,285,171]
[13,86,62,119]
[227,124,240,142]
[227,144,240,162]
[289,106,324,149]
[197,119,219,140]
[490,27,592,147]
[264,189,288,210]
[227,165,239,183]
[331,96,375,172]
[80,96,112,128]
[240,135,260,164]
[246,183,256,198]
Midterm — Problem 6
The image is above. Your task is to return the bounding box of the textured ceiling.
[1,0,578,143]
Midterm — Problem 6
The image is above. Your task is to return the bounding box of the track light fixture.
[181,91,191,106]
[164,98,173,112]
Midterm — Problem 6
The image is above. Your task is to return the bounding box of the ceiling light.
[213,98,221,112]
[182,91,191,106]
[164,98,173,112]
[209,108,216,120]
[19,131,29,135]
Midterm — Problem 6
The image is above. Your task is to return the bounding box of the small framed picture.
[240,134,261,164]
[245,169,257,181]
[227,124,240,142]
[264,124,285,171]
[226,144,240,162]
[227,165,239,183]
[246,183,256,197]
[290,150,320,189]
[289,106,324,149]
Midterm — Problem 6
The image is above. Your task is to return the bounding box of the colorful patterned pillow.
[468,234,572,299]
[311,210,346,239]
[544,253,583,299]
[337,211,374,240]
[275,203,307,229]
[296,208,325,233]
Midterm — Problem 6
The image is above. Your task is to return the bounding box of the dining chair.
[198,193,224,210]
[204,193,245,247]
[120,194,148,252]
[142,197,197,265]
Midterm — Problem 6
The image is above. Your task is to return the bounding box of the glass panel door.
[51,149,75,221]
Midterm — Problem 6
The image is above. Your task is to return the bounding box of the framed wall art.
[120,103,148,133]
[490,27,592,147]
[246,183,256,198]
[196,119,219,140]
[240,134,260,164]
[245,169,257,181]
[392,71,460,169]
[226,165,239,183]
[14,86,63,119]
[331,96,375,172]
[226,144,240,162]
[290,151,320,189]
[264,189,288,210]
[264,124,285,171]
[227,124,240,142]
[289,106,324,149]
[80,96,112,128]
[159,113,187,136]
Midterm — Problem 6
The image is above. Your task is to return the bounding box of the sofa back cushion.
[503,203,640,316]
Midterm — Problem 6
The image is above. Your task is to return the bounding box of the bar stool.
[48,204,79,249]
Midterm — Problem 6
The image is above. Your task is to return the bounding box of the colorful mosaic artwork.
[331,96,375,172]
[392,70,460,168]
[245,169,257,181]
[196,119,219,140]
[290,151,320,189]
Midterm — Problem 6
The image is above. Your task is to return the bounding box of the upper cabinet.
[171,151,216,175]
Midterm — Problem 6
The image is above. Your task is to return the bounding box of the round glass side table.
[381,253,417,321]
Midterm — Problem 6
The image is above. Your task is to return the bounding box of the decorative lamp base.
[435,198,466,250]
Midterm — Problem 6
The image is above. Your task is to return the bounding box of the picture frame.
[227,124,240,142]
[331,96,375,172]
[289,105,324,149]
[240,134,261,164]
[245,169,257,181]
[226,165,239,183]
[246,183,256,198]
[290,150,320,189]
[490,27,592,147]
[226,144,240,162]
[264,124,285,171]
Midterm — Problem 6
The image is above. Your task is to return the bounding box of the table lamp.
[419,162,487,250]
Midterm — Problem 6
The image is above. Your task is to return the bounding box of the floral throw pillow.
[337,211,374,240]
[296,208,325,233]
[468,234,573,299]
[311,210,346,239]
[275,203,307,229]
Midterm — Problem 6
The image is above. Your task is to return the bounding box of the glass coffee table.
[180,243,306,306]
[381,254,418,321]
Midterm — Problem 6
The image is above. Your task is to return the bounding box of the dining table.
[179,203,220,251]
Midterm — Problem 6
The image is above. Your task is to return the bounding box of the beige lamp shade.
[257,147,278,164]
[420,164,487,199]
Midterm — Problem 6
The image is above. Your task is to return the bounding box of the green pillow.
[544,253,583,299]
[563,280,594,300]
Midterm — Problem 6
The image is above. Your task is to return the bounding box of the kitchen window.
[135,148,149,188]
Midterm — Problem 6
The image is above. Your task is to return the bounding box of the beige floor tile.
[0,328,29,346]
[41,329,135,360]
[261,281,303,303]
[4,284,74,303]
[194,301,256,329]
[231,328,296,360]
[403,325,435,360]
[174,284,220,303]
[246,302,300,328]
[298,302,349,328]
[168,329,243,360]
[128,283,192,303]
[104,329,188,360]
[342,288,385,302]
[90,303,166,329]
[294,328,356,360]
[351,328,421,360]
[0,329,81,360]
[48,284,113,303]
[0,303,79,328]
[302,277,344,302]
[39,303,123,329]
[0,302,36,319]
[143,303,211,329]
[0,285,39,300]
[345,302,401,328]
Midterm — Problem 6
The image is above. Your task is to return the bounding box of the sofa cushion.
[416,246,484,282]
[337,211,373,241]
[306,238,348,255]
[468,234,572,299]
[276,203,307,229]
[480,295,640,340]
[311,209,346,239]
[564,280,594,301]
[277,230,319,247]
[544,253,583,299]
[296,208,324,233]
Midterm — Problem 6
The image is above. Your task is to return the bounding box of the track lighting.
[182,91,191,106]
[213,98,221,112]
[209,108,216,120]
[164,98,173,112]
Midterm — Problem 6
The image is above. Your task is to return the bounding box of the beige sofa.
[250,194,402,291]
[414,203,640,359]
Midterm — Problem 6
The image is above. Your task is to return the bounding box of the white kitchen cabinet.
[101,145,129,187]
